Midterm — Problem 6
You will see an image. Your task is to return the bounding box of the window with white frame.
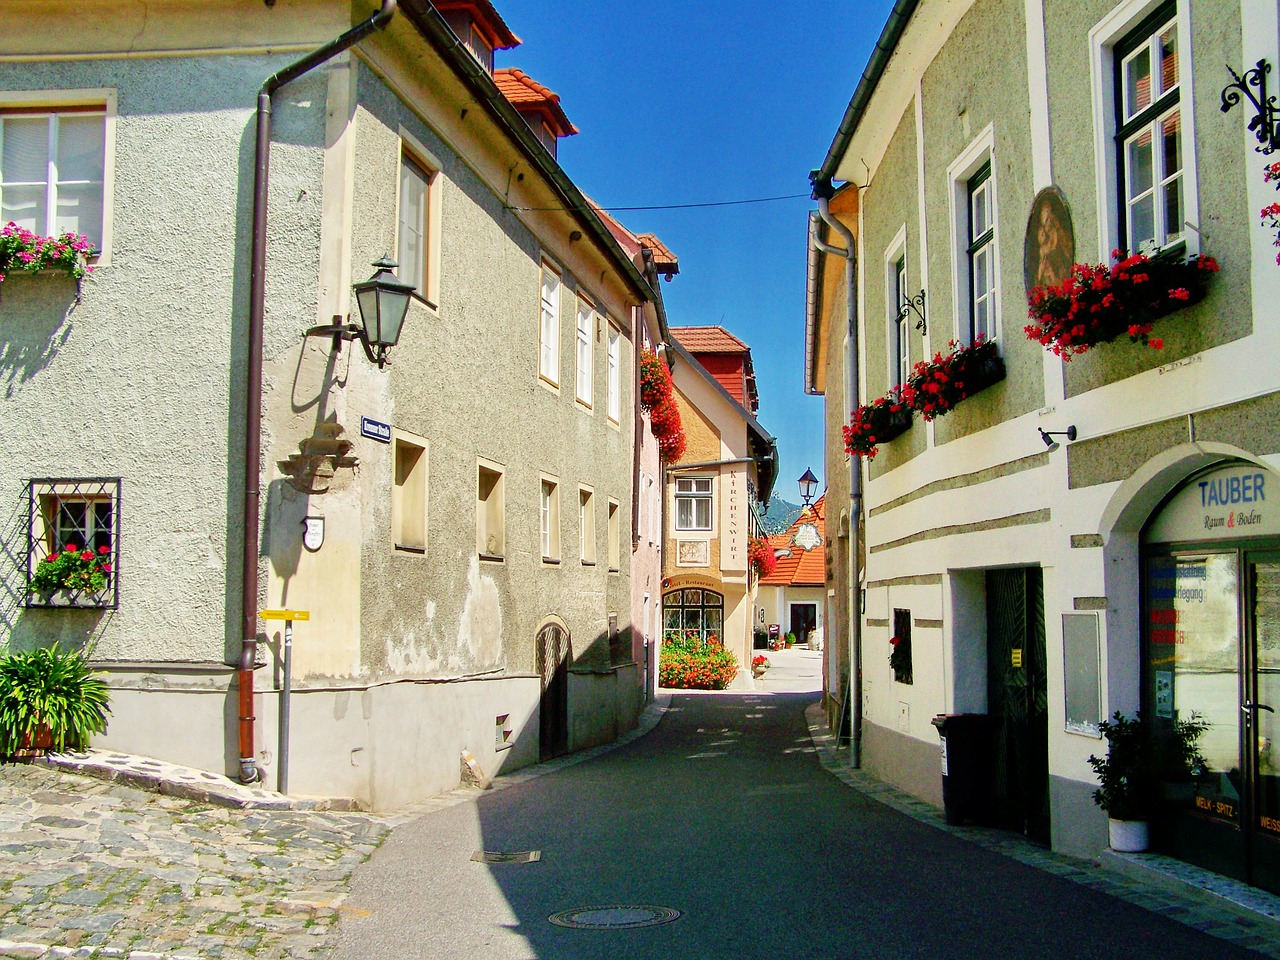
[967,162,996,343]
[891,252,909,387]
[540,477,559,562]
[606,323,621,422]
[1115,4,1181,253]
[397,146,439,302]
[649,476,657,543]
[576,298,594,406]
[675,477,713,531]
[539,262,560,384]
[1,107,106,248]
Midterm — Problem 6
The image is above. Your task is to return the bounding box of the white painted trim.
[1088,0,1200,260]
[1023,0,1053,189]
[945,123,998,344]
[884,224,909,388]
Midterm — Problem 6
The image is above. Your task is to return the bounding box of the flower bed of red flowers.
[748,536,777,579]
[1263,161,1280,265]
[640,347,686,462]
[0,222,94,285]
[843,390,913,458]
[1024,248,1219,359]
[659,631,739,689]
[898,337,1004,421]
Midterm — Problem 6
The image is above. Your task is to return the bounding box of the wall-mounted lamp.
[1221,59,1279,154]
[898,289,927,333]
[798,467,819,507]
[1038,425,1077,453]
[304,257,415,369]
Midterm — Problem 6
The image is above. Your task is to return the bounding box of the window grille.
[26,478,120,609]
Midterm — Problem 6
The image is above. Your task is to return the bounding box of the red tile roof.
[435,0,521,50]
[670,325,748,354]
[494,68,578,138]
[638,233,679,276]
[760,494,826,587]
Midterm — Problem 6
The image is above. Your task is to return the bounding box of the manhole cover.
[471,850,541,864]
[548,905,681,930]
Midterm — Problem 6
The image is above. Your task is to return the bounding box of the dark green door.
[986,567,1051,844]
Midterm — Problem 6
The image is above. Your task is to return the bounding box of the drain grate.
[471,850,541,864]
[548,905,681,930]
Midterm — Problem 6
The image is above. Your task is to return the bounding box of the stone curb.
[30,751,366,812]
[802,702,1280,959]
[0,940,203,959]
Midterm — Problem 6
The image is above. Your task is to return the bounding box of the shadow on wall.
[0,275,79,399]
[0,488,109,655]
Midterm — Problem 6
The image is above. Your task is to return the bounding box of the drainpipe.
[239,0,397,784]
[810,173,861,768]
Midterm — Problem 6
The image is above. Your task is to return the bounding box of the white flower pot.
[1108,818,1149,853]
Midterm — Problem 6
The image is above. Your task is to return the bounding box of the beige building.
[808,0,1280,894]
[758,493,828,649]
[661,327,777,686]
[0,0,661,809]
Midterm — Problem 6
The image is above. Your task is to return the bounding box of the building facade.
[808,0,1280,893]
[758,494,828,649]
[661,327,777,687]
[1,0,658,809]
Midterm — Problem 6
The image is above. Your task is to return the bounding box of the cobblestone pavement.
[0,761,389,960]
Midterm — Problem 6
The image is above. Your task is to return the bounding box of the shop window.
[477,461,505,560]
[663,588,724,643]
[26,478,120,609]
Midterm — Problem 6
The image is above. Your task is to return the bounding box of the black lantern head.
[798,467,819,506]
[353,257,415,368]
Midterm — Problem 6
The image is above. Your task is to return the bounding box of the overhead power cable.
[507,192,810,213]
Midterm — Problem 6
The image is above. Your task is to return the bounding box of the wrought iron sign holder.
[898,289,928,334]
[1221,58,1279,155]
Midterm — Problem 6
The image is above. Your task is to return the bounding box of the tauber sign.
[1146,464,1280,543]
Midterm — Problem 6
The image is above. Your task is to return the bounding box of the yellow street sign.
[260,609,310,621]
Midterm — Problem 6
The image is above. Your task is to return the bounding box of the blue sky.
[494,0,897,503]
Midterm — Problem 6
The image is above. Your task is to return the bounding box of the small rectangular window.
[539,262,561,384]
[675,477,713,531]
[579,487,596,564]
[540,477,560,562]
[606,324,621,422]
[477,462,505,559]
[608,499,620,571]
[1,108,106,249]
[26,478,120,609]
[892,254,909,387]
[392,433,428,553]
[891,608,913,685]
[576,298,594,406]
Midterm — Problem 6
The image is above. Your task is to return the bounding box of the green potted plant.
[0,644,111,756]
[29,543,112,606]
[1088,711,1154,851]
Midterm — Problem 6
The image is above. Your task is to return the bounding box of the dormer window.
[493,69,579,160]
[435,0,521,76]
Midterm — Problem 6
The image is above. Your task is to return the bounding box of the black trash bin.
[930,713,994,826]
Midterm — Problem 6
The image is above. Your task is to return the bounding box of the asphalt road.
[331,683,1267,960]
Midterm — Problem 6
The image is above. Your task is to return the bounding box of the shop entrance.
[1142,463,1280,894]
[986,567,1050,844]
[789,603,818,646]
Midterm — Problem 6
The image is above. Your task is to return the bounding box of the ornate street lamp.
[798,467,819,507]
[305,256,416,368]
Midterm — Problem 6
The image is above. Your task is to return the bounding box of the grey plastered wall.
[919,0,1045,443]
[328,64,633,693]
[1042,0,1251,398]
[0,53,329,665]
[861,718,944,809]
[863,106,928,479]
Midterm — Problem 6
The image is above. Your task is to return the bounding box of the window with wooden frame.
[575,297,594,407]
[397,140,441,305]
[26,478,120,609]
[540,477,560,562]
[1114,3,1182,253]
[539,261,561,385]
[1,105,107,251]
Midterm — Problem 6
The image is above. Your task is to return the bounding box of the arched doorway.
[537,621,571,761]
[1141,461,1280,894]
